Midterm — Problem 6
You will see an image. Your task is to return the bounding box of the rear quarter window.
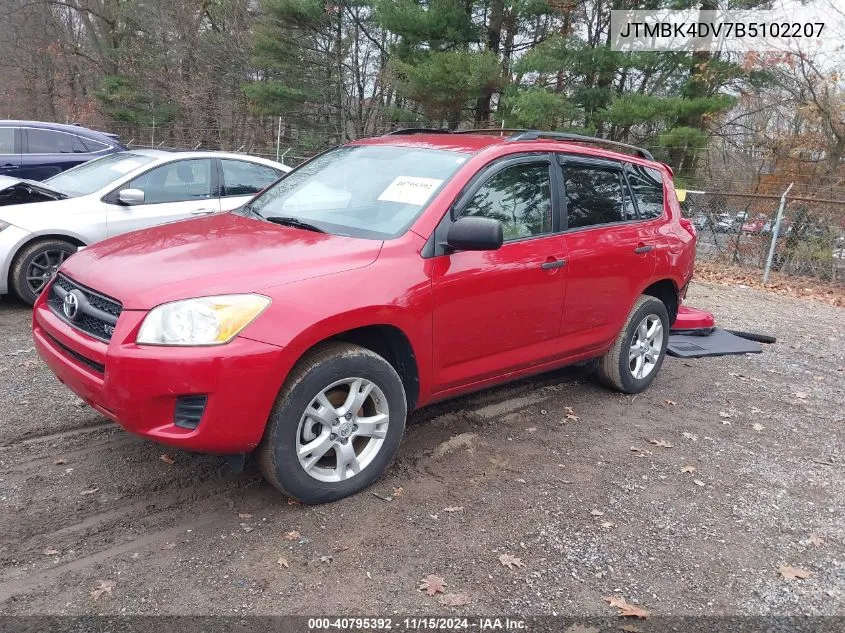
[626,164,664,219]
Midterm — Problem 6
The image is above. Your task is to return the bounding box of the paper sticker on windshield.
[377,176,443,206]
[109,160,143,174]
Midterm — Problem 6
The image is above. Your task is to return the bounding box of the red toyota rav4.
[33,130,695,503]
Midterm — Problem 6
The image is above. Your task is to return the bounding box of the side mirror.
[118,188,145,205]
[446,216,503,252]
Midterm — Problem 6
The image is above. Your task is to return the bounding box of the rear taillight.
[679,218,697,240]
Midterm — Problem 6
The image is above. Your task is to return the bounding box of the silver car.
[0,150,290,303]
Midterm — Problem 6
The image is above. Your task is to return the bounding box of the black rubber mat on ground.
[667,327,763,358]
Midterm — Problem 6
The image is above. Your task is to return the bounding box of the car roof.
[352,130,663,169]
[0,120,121,145]
[117,149,290,171]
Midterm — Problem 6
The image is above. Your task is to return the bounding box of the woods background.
[2,0,845,196]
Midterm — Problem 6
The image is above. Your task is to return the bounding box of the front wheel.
[597,295,669,394]
[257,342,407,504]
[11,239,77,305]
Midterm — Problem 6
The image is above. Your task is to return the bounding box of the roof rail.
[385,127,450,135]
[452,128,531,136]
[508,131,654,161]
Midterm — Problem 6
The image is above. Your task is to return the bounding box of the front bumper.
[33,295,288,453]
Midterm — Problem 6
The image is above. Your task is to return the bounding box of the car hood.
[0,175,69,203]
[60,213,383,309]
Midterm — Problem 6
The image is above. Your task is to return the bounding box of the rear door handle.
[540,259,567,270]
[634,245,653,253]
[191,208,216,215]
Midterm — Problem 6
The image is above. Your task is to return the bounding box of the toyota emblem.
[62,291,79,320]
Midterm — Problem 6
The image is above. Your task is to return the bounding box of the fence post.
[276,116,282,162]
[763,182,794,285]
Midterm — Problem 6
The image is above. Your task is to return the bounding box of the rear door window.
[221,159,281,196]
[26,129,75,154]
[562,164,625,229]
[625,164,664,219]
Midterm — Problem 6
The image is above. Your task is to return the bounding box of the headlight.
[0,221,10,232]
[136,294,270,346]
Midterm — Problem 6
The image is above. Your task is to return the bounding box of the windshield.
[245,145,470,239]
[45,152,157,197]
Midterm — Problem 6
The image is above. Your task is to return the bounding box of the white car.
[0,150,290,303]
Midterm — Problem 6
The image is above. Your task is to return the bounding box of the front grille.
[48,274,122,342]
[46,332,105,374]
[174,395,208,429]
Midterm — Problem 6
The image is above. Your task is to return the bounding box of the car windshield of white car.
[246,145,470,239]
[45,152,157,197]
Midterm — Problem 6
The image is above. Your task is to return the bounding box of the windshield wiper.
[264,216,326,233]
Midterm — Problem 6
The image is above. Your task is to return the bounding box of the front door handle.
[634,244,653,254]
[540,259,567,270]
[191,208,216,215]
[1,164,19,169]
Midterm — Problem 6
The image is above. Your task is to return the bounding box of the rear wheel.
[11,239,77,305]
[597,295,669,393]
[258,342,406,504]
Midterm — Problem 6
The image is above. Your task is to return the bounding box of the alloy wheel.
[26,249,70,296]
[295,377,390,483]
[628,314,664,380]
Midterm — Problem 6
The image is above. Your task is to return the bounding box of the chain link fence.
[680,190,845,286]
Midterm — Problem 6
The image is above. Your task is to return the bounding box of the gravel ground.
[0,282,842,617]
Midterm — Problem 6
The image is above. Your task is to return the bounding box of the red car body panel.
[33,134,696,454]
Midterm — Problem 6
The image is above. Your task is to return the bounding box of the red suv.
[33,130,696,503]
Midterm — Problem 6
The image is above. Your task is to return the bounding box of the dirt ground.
[0,282,842,617]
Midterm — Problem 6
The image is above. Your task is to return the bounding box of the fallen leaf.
[238,513,253,519]
[752,423,765,432]
[90,580,115,601]
[283,530,301,541]
[693,479,705,487]
[604,596,650,619]
[53,459,67,465]
[498,553,525,570]
[719,411,733,418]
[794,392,808,399]
[664,400,676,406]
[590,509,605,516]
[79,488,99,496]
[287,498,301,506]
[42,548,60,556]
[648,439,674,448]
[565,413,580,421]
[681,465,697,474]
[392,486,404,498]
[564,406,576,414]
[418,574,447,596]
[809,534,825,548]
[240,523,254,533]
[601,521,616,528]
[682,432,698,441]
[778,565,813,580]
[443,506,464,513]
[277,556,289,568]
[722,420,732,425]
[440,593,471,606]
[564,625,599,633]
[159,454,175,465]
[319,555,334,563]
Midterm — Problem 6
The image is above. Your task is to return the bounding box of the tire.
[257,342,407,504]
[597,295,669,394]
[11,239,77,305]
